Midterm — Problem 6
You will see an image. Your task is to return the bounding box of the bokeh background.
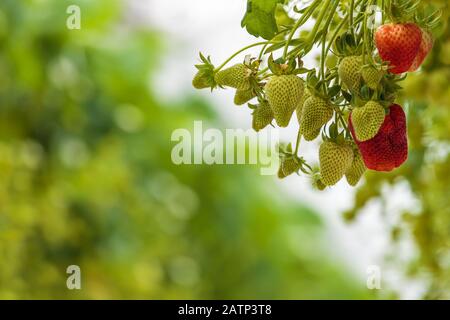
[0,0,448,299]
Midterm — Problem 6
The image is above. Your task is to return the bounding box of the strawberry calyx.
[334,32,362,57]
[322,122,347,146]
[386,0,420,24]
[386,0,442,29]
[193,52,217,91]
[267,54,298,76]
[278,143,312,178]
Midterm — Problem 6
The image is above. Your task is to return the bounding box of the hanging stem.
[363,0,377,65]
[257,67,269,75]
[363,11,368,64]
[294,130,302,155]
[325,16,348,55]
[304,0,333,51]
[339,116,350,137]
[258,43,271,62]
[259,29,290,61]
[320,0,341,87]
[215,42,268,72]
[283,0,322,59]
[350,0,355,36]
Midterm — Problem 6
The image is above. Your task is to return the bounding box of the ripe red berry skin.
[408,29,434,72]
[375,23,422,74]
[349,104,408,172]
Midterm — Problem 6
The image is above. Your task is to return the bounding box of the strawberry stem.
[304,0,333,53]
[294,130,302,155]
[350,0,356,37]
[325,15,349,56]
[283,0,322,59]
[259,29,290,61]
[320,0,341,89]
[215,42,269,72]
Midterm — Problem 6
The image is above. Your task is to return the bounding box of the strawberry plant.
[193,0,441,189]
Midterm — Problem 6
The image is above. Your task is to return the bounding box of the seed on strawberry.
[296,89,311,125]
[266,75,304,127]
[319,141,354,186]
[375,23,422,74]
[278,157,301,179]
[300,96,333,141]
[349,104,408,172]
[345,147,366,186]
[361,66,383,90]
[214,64,251,90]
[252,101,274,132]
[350,101,385,141]
[234,88,256,106]
[338,56,362,92]
[408,29,434,72]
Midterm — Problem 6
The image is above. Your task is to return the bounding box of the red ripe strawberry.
[408,29,434,72]
[375,23,422,74]
[349,104,408,172]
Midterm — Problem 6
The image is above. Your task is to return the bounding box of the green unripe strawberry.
[278,157,301,179]
[234,88,256,106]
[315,179,327,191]
[252,101,274,132]
[345,147,366,186]
[350,101,385,141]
[300,96,333,141]
[338,56,362,92]
[319,141,354,186]
[312,175,327,191]
[192,53,216,90]
[361,66,383,90]
[192,71,210,89]
[303,127,322,141]
[296,89,311,125]
[215,64,251,90]
[266,75,304,127]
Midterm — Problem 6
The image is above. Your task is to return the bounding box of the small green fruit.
[252,101,274,132]
[361,66,383,90]
[300,96,333,141]
[319,141,354,186]
[351,101,385,141]
[215,64,251,90]
[338,56,362,92]
[278,157,301,179]
[345,147,366,186]
[234,88,256,106]
[266,75,304,127]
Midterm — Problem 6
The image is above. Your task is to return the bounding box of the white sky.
[130,0,425,299]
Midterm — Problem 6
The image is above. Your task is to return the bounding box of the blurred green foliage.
[345,0,450,299]
[0,0,369,299]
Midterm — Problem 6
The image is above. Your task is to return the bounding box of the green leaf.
[241,0,284,40]
[328,85,341,98]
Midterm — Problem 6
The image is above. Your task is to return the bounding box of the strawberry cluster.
[192,0,439,189]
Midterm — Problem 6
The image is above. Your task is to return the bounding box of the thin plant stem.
[283,0,322,59]
[215,42,268,72]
